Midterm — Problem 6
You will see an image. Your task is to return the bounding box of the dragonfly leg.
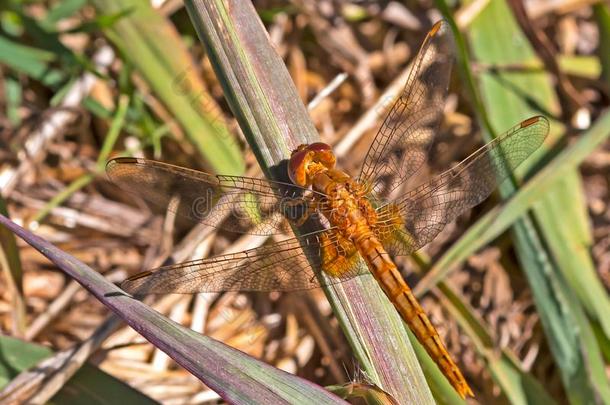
[284,196,322,226]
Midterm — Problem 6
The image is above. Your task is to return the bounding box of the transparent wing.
[358,20,454,200]
[121,229,365,294]
[106,157,327,235]
[374,116,549,256]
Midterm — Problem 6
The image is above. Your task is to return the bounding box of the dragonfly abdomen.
[355,234,474,399]
[313,167,474,397]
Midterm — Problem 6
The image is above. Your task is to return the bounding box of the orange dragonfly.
[107,21,549,399]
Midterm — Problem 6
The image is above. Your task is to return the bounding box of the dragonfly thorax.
[311,171,378,241]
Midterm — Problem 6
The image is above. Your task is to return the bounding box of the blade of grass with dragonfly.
[442,0,610,402]
[90,0,244,175]
[182,1,434,403]
[0,215,347,404]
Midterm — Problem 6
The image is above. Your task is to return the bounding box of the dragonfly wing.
[106,157,325,235]
[358,20,454,200]
[375,116,549,256]
[121,229,366,294]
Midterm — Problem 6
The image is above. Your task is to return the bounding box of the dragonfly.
[107,20,549,399]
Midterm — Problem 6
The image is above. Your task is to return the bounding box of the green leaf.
[43,0,88,26]
[4,75,22,125]
[0,35,64,86]
[559,55,601,79]
[18,12,82,70]
[64,9,133,34]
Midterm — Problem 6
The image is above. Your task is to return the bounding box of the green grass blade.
[0,35,64,86]
[90,0,244,175]
[467,1,610,340]
[594,3,610,86]
[182,1,434,403]
[31,173,95,225]
[97,94,131,167]
[465,1,610,402]
[559,55,601,79]
[31,95,130,225]
[5,76,22,125]
[43,0,87,27]
[510,217,608,404]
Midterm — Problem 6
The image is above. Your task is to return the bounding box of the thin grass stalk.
[182,1,434,403]
[0,198,25,336]
[594,3,610,86]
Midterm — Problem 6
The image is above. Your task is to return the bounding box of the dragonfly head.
[288,142,336,186]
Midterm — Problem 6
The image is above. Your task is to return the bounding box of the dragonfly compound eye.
[305,142,332,153]
[288,143,336,186]
[288,148,309,186]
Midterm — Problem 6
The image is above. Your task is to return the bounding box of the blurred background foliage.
[0,0,609,404]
